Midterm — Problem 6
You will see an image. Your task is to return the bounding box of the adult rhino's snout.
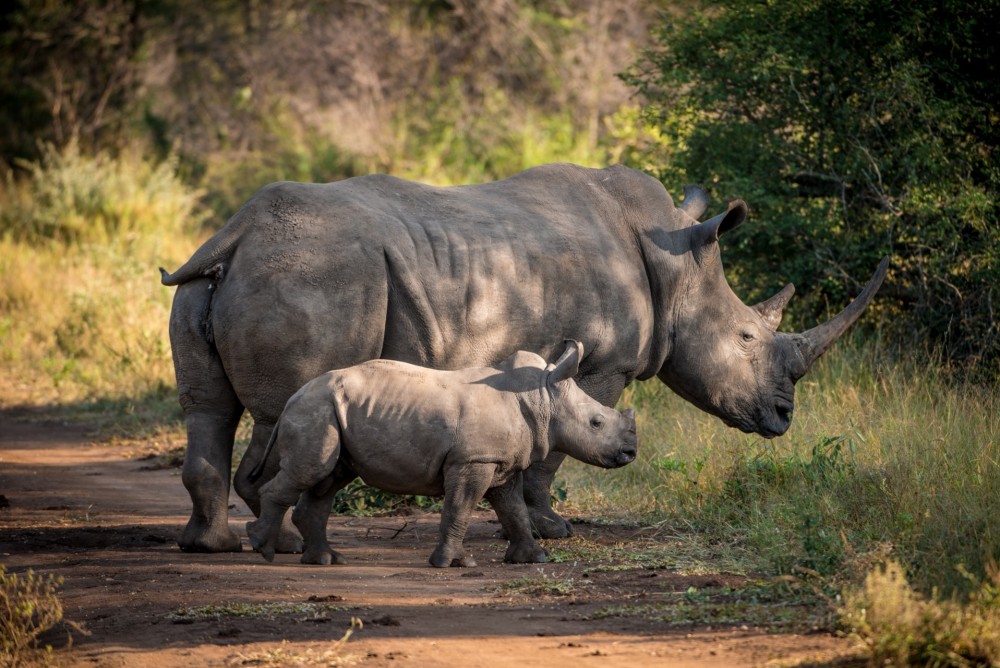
[756,402,793,439]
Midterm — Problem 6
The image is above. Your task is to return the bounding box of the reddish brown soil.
[0,417,865,667]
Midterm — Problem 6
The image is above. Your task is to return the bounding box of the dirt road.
[0,417,862,667]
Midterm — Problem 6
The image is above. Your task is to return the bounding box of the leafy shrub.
[1,141,204,250]
[841,560,1000,667]
[624,0,999,374]
[331,479,441,516]
[0,565,65,667]
[0,143,202,407]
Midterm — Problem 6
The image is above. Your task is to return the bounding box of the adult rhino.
[161,162,887,553]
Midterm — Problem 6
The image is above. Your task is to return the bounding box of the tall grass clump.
[0,565,65,667]
[841,560,1000,667]
[0,142,205,415]
[559,341,999,597]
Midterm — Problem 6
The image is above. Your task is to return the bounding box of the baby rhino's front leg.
[429,463,497,568]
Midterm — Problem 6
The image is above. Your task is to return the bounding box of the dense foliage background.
[624,0,999,374]
[3,0,997,375]
[0,0,651,208]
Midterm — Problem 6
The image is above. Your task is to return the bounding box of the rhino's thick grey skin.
[245,341,638,567]
[161,162,888,553]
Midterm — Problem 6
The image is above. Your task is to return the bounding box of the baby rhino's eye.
[590,415,605,430]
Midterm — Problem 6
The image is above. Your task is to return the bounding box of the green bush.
[0,565,65,667]
[841,560,1000,667]
[1,141,204,250]
[623,0,999,374]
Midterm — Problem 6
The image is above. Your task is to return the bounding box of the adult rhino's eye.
[590,415,605,430]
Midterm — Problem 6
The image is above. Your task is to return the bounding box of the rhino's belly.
[338,419,450,497]
[348,457,446,497]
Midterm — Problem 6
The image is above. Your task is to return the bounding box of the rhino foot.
[528,508,574,539]
[245,520,276,562]
[429,548,477,568]
[274,524,304,554]
[180,516,242,553]
[301,548,348,565]
[503,541,548,564]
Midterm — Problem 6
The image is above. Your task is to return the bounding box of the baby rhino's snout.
[614,408,638,467]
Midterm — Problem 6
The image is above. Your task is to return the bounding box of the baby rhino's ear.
[546,340,583,383]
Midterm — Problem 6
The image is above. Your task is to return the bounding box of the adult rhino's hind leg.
[523,452,573,538]
[170,281,245,553]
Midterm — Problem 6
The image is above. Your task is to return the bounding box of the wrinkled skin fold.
[161,162,888,553]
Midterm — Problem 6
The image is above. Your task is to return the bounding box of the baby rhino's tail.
[248,424,281,483]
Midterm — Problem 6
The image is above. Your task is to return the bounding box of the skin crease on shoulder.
[161,162,888,554]
[244,341,638,567]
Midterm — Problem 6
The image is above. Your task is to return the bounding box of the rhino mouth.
[722,403,792,439]
[752,403,793,439]
[611,442,638,467]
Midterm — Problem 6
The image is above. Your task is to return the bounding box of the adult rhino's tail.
[159,211,249,286]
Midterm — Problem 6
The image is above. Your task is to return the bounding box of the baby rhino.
[246,340,638,567]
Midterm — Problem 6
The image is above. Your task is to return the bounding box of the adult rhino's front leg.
[522,452,573,538]
[521,373,628,539]
[170,281,245,553]
[485,472,547,563]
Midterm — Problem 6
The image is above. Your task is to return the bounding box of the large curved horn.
[794,257,889,369]
[679,184,709,220]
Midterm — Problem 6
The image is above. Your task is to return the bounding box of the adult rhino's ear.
[691,199,748,258]
[546,340,583,383]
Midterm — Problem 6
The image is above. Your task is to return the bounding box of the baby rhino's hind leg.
[246,470,305,562]
[293,465,355,565]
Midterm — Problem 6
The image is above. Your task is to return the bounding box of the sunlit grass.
[560,344,1000,597]
[840,560,1000,667]
[0,144,201,425]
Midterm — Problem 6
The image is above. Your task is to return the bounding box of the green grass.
[166,601,348,622]
[544,533,759,576]
[559,344,1000,598]
[488,572,580,597]
[592,578,836,633]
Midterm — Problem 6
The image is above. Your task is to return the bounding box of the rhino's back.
[220,163,645,278]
